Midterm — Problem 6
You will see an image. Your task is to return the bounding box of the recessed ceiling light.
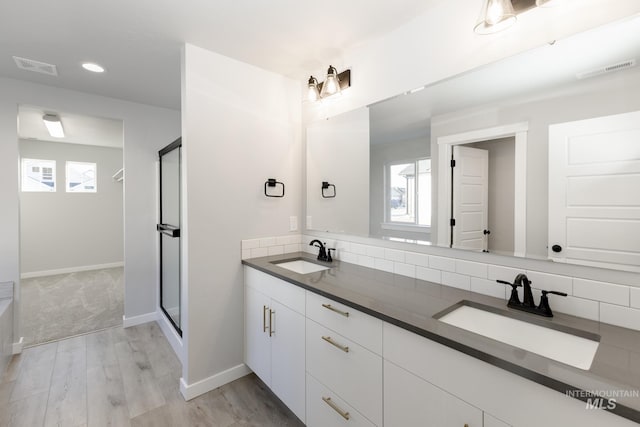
[82,62,105,73]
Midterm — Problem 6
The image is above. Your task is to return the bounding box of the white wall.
[303,0,640,124]
[0,77,180,343]
[307,107,369,236]
[19,140,124,274]
[181,44,301,389]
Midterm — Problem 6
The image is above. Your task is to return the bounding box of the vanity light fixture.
[474,0,517,35]
[42,114,65,138]
[307,65,351,101]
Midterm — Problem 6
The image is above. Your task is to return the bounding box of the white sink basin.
[273,259,330,274]
[437,303,600,370]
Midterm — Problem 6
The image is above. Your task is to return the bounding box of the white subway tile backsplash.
[276,235,299,245]
[284,243,301,253]
[405,252,429,267]
[550,295,599,321]
[487,265,522,282]
[357,255,375,269]
[375,258,395,273]
[416,267,442,284]
[471,277,506,299]
[350,243,368,255]
[394,262,416,278]
[241,249,251,260]
[366,245,386,259]
[340,251,358,264]
[525,271,572,295]
[442,272,471,291]
[241,238,260,250]
[600,304,640,331]
[333,240,351,253]
[259,237,277,247]
[429,256,456,272]
[250,247,268,258]
[268,245,285,256]
[631,288,640,309]
[456,260,488,279]
[385,249,405,263]
[573,279,629,306]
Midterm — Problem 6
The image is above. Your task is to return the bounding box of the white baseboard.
[157,311,183,363]
[12,337,24,354]
[180,364,251,401]
[21,262,124,279]
[123,312,158,328]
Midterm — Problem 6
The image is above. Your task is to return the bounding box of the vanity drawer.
[306,291,382,354]
[306,319,383,426]
[306,373,377,427]
[244,266,305,314]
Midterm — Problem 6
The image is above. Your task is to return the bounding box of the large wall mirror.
[306,15,640,273]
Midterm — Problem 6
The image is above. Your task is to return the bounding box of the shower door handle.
[157,224,180,238]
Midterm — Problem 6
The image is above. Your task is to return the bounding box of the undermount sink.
[435,301,600,370]
[272,259,330,274]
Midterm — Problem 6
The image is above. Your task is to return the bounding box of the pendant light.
[474,0,517,35]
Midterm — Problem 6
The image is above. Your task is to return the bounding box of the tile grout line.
[42,341,59,427]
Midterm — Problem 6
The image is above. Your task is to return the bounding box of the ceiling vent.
[576,59,636,80]
[13,56,58,76]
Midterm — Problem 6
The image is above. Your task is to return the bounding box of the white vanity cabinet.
[244,267,306,423]
[305,292,384,426]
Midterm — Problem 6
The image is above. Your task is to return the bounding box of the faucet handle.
[327,248,335,262]
[538,290,567,317]
[497,280,522,306]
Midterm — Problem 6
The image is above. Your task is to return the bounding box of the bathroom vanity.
[243,254,639,427]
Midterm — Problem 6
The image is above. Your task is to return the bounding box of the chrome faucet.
[497,274,567,318]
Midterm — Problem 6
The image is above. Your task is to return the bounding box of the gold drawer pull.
[322,303,349,317]
[322,336,349,353]
[322,396,350,420]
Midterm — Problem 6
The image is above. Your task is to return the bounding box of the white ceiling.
[0,0,439,110]
[18,106,124,148]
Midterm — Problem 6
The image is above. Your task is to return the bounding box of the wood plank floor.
[0,323,304,426]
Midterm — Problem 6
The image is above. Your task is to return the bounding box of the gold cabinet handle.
[263,305,268,333]
[322,396,350,420]
[322,336,349,353]
[269,309,275,337]
[322,303,349,317]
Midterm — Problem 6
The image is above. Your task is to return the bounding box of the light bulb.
[307,76,320,102]
[320,66,341,97]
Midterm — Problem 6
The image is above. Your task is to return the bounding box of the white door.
[548,110,640,272]
[270,299,306,423]
[452,146,489,251]
[244,285,271,386]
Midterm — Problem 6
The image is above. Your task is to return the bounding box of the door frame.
[436,122,528,256]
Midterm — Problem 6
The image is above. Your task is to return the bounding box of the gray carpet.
[20,267,124,346]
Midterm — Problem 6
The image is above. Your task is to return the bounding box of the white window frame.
[384,157,431,230]
[66,161,97,193]
[21,158,57,192]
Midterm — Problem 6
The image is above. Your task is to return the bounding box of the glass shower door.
[158,138,182,335]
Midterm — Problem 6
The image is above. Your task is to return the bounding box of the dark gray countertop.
[242,252,640,423]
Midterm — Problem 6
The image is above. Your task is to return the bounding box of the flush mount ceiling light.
[474,0,517,35]
[307,65,351,102]
[82,62,105,73]
[42,114,65,138]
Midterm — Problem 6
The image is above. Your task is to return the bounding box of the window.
[66,161,97,193]
[21,158,56,192]
[387,158,431,227]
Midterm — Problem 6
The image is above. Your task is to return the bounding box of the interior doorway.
[18,105,125,346]
[437,122,527,257]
